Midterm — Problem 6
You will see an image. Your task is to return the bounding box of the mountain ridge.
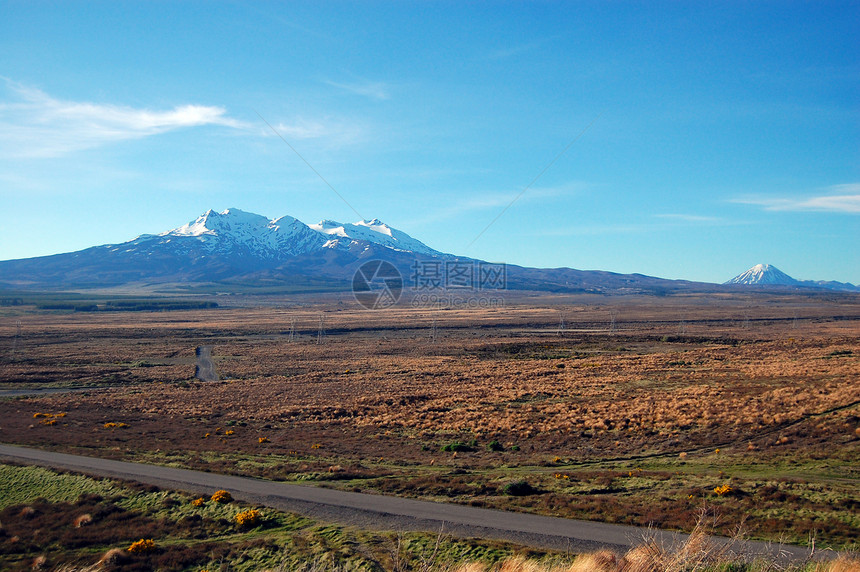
[725,264,799,286]
[148,208,443,260]
[0,210,857,294]
[725,263,859,292]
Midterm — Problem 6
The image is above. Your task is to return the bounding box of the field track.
[0,443,822,563]
[194,345,219,382]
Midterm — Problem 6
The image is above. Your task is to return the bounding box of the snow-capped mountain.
[725,264,860,292]
[309,218,441,256]
[4,210,853,294]
[154,208,441,258]
[725,264,799,286]
[152,209,327,258]
[0,207,705,293]
[0,208,455,289]
[107,208,441,262]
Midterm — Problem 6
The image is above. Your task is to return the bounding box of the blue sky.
[1,1,857,284]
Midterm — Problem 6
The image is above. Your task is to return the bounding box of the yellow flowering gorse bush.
[210,490,232,503]
[713,484,733,496]
[128,538,156,553]
[234,509,261,527]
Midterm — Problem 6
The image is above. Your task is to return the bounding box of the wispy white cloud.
[654,213,722,223]
[0,78,246,158]
[271,116,365,145]
[732,184,860,213]
[404,182,587,227]
[400,192,519,229]
[324,79,391,101]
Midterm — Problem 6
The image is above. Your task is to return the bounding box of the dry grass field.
[1,290,858,550]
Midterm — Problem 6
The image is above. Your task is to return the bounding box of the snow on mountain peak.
[310,220,348,237]
[152,209,444,259]
[356,219,393,237]
[306,217,438,254]
[164,208,270,238]
[725,263,798,286]
[270,214,301,229]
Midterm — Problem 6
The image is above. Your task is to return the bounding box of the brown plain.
[1,290,858,543]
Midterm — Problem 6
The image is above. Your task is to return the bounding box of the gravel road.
[0,443,818,562]
[194,345,219,381]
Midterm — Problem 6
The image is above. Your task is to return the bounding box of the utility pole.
[12,320,21,356]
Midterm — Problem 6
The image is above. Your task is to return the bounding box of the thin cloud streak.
[484,36,556,60]
[733,185,860,213]
[324,79,391,100]
[655,213,722,222]
[0,79,246,158]
[270,117,365,145]
[404,183,588,228]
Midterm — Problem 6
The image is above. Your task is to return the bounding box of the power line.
[255,110,365,221]
[465,112,602,251]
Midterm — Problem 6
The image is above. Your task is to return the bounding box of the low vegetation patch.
[0,463,855,571]
[2,294,858,561]
[442,440,477,452]
[0,463,560,571]
[502,480,539,497]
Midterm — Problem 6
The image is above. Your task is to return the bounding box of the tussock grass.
[0,463,124,508]
[443,552,860,572]
[440,521,860,572]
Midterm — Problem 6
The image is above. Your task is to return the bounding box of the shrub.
[210,490,232,503]
[128,538,156,553]
[234,509,261,527]
[191,497,206,507]
[441,440,476,452]
[502,480,538,496]
[713,484,733,496]
[487,440,504,452]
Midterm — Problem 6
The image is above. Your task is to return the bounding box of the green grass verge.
[0,463,556,571]
[112,443,860,550]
